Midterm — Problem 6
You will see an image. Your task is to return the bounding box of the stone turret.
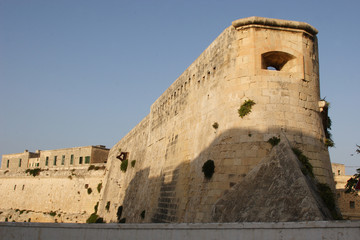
[98,17,335,223]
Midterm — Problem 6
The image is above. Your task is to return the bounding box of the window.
[54,156,57,166]
[261,51,296,71]
[45,157,49,166]
[350,201,355,209]
[19,159,22,167]
[70,155,74,165]
[7,160,9,168]
[338,170,341,175]
[79,157,83,164]
[85,156,91,164]
[62,155,65,165]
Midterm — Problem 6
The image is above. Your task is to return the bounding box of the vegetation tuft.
[105,201,110,211]
[345,167,360,194]
[238,99,256,118]
[202,160,215,179]
[292,148,314,177]
[97,183,102,193]
[88,165,105,171]
[87,188,92,194]
[49,211,57,217]
[212,122,219,130]
[25,168,42,177]
[117,206,123,222]
[86,202,104,223]
[131,160,136,168]
[267,136,280,147]
[317,183,341,219]
[120,159,128,173]
[140,210,146,219]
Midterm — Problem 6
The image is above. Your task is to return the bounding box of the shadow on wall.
[114,127,334,223]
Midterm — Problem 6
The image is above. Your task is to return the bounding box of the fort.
[0,17,339,223]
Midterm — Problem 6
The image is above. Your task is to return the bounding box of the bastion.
[97,17,336,223]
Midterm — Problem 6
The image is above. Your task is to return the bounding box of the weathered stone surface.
[212,135,333,222]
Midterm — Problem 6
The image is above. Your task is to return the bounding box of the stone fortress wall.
[97,17,335,223]
[0,17,337,224]
[0,146,109,223]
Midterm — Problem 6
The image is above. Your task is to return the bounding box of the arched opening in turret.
[262,51,296,71]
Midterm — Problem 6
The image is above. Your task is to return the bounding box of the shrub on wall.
[87,188,92,194]
[49,211,56,217]
[238,99,256,118]
[117,206,123,222]
[120,159,128,173]
[202,160,215,179]
[97,183,102,193]
[292,148,314,177]
[131,160,136,168]
[140,210,146,219]
[105,201,110,211]
[267,136,280,147]
[25,168,42,177]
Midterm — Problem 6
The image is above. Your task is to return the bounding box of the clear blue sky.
[1,0,359,174]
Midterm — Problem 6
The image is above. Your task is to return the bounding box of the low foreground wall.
[0,221,359,240]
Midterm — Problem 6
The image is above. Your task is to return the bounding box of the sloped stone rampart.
[212,136,333,222]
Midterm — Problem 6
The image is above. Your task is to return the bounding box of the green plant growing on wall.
[140,210,146,219]
[267,136,280,147]
[212,122,219,130]
[86,202,104,223]
[131,160,136,168]
[97,183,102,193]
[117,206,123,222]
[202,160,215,179]
[105,201,110,211]
[292,148,314,177]
[87,188,93,194]
[238,99,256,118]
[25,168,42,177]
[121,159,128,173]
[321,100,334,148]
[317,183,341,219]
[86,213,99,223]
[49,211,56,217]
[324,138,334,148]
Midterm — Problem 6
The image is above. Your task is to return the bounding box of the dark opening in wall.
[261,51,295,71]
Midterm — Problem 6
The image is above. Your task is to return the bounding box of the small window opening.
[14,185,16,190]
[22,185,25,190]
[338,170,341,175]
[116,152,129,161]
[350,201,355,209]
[262,51,296,71]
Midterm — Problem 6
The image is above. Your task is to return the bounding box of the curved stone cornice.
[232,16,318,35]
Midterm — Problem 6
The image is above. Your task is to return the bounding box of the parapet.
[232,16,318,35]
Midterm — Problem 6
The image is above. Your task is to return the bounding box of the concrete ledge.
[0,221,359,240]
[232,16,318,35]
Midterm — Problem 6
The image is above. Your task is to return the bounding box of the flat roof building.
[1,145,109,171]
